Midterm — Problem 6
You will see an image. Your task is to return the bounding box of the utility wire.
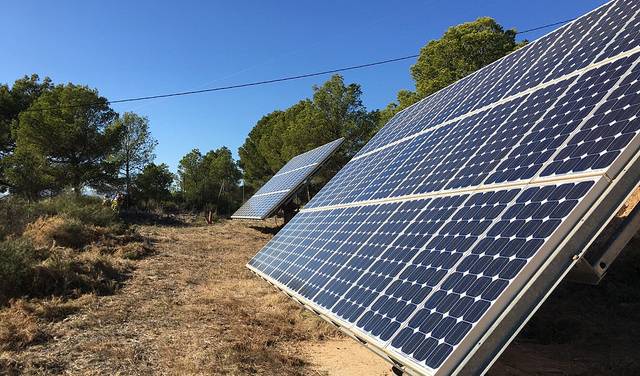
[26,18,575,112]
[516,18,576,35]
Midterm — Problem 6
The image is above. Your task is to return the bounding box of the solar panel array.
[248,1,640,374]
[232,138,344,220]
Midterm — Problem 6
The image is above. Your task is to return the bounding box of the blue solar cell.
[446,80,573,189]
[548,0,638,79]
[371,129,451,200]
[505,2,613,96]
[450,49,529,119]
[490,55,636,183]
[232,138,343,219]
[385,182,592,370]
[597,0,640,61]
[542,54,640,176]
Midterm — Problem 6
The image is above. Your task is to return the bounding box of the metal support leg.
[568,197,640,284]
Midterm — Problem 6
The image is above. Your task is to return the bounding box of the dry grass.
[0,220,340,375]
[0,303,48,351]
[24,216,94,250]
[2,215,638,375]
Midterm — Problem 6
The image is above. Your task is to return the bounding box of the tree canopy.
[0,75,52,192]
[238,74,378,190]
[380,17,526,124]
[132,163,174,207]
[13,83,120,196]
[0,16,527,218]
[109,112,157,198]
[178,147,242,213]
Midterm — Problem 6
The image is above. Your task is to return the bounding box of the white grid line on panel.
[300,171,603,213]
[252,189,291,198]
[273,162,318,177]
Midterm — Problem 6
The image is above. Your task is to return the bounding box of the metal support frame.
[568,190,640,284]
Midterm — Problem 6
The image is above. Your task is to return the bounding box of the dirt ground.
[2,219,639,375]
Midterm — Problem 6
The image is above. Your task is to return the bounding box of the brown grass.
[24,216,94,250]
[3,215,638,375]
[0,302,49,351]
[0,220,339,375]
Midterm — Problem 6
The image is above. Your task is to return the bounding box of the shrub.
[24,216,94,250]
[31,249,127,299]
[0,197,37,240]
[0,193,116,241]
[0,302,48,351]
[36,193,116,227]
[0,239,38,305]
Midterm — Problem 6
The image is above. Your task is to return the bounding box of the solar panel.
[232,138,344,220]
[247,1,640,374]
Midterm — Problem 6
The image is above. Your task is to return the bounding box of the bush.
[36,193,116,227]
[24,216,94,250]
[0,302,48,351]
[32,249,126,298]
[0,197,38,240]
[0,193,116,242]
[0,239,38,305]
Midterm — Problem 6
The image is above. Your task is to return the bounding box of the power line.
[516,18,576,35]
[26,18,575,112]
[27,55,419,112]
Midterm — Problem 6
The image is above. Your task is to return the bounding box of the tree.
[238,75,378,192]
[178,147,242,214]
[412,17,523,97]
[0,74,52,192]
[110,112,157,199]
[132,163,173,207]
[14,83,120,195]
[2,146,55,200]
[380,17,526,124]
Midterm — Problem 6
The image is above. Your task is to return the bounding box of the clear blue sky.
[1,0,606,173]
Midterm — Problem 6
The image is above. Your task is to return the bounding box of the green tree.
[412,17,523,97]
[2,146,55,200]
[132,163,173,207]
[14,83,120,195]
[237,113,279,188]
[0,74,52,191]
[238,75,377,191]
[381,17,526,124]
[110,112,157,198]
[178,147,242,213]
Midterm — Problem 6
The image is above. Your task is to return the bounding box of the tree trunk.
[125,160,130,208]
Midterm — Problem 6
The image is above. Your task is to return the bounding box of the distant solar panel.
[248,1,640,374]
[232,138,344,220]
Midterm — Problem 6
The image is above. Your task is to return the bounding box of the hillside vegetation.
[0,194,153,358]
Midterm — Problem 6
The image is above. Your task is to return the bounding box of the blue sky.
[1,0,606,173]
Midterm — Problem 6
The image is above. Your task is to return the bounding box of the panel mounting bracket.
[568,193,640,285]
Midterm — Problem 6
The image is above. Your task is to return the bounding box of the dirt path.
[5,220,639,375]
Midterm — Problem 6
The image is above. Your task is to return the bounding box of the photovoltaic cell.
[247,1,640,375]
[231,138,343,219]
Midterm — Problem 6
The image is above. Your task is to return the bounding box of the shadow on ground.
[491,235,640,375]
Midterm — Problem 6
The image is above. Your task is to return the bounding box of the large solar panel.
[247,1,640,374]
[232,138,344,220]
